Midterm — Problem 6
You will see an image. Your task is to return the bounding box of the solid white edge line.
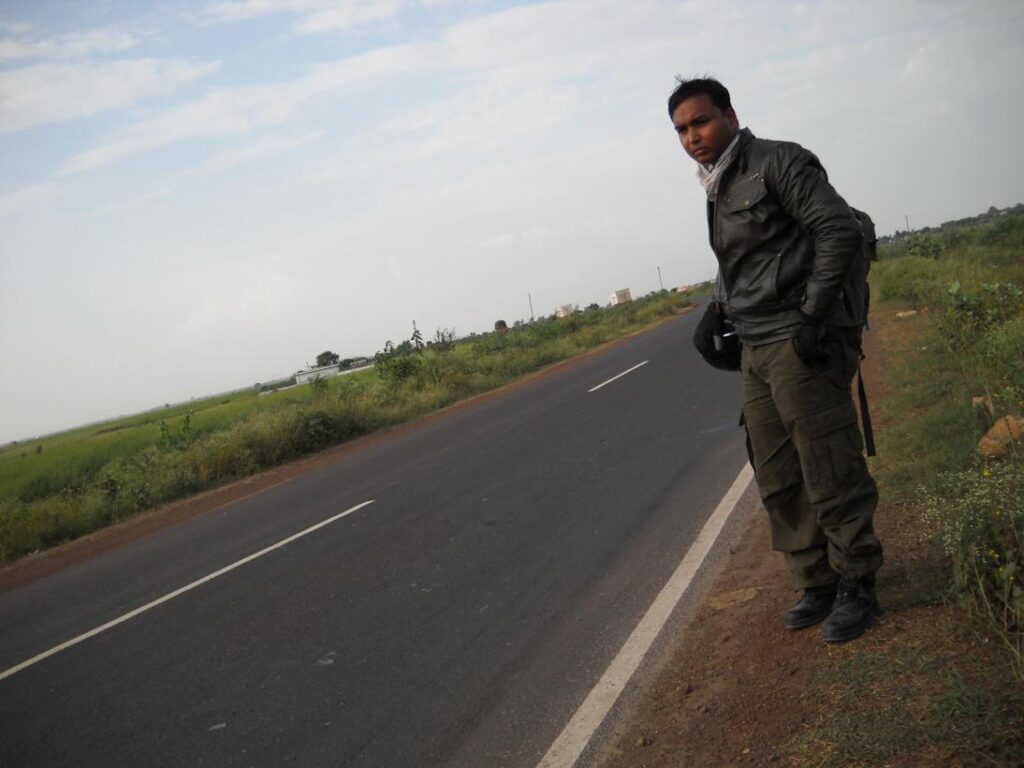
[536,463,755,768]
[0,499,376,683]
[587,361,649,393]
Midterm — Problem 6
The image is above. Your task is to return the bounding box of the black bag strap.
[856,364,876,457]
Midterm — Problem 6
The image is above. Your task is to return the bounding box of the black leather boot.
[821,576,881,642]
[783,583,838,629]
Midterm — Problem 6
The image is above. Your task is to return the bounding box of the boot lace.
[833,578,860,606]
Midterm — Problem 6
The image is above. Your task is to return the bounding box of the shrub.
[921,458,1024,676]
[905,233,944,259]
[872,255,961,307]
[939,281,1024,349]
[975,213,1024,249]
[976,317,1024,412]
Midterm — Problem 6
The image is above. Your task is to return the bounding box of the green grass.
[870,211,1024,499]
[0,383,351,503]
[0,290,697,563]
[874,215,1024,310]
[788,210,1024,765]
[792,635,1024,767]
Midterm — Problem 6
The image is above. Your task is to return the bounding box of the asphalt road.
[0,308,747,767]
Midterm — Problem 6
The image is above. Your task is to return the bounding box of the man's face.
[671,94,739,166]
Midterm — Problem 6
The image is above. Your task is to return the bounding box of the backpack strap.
[856,363,876,457]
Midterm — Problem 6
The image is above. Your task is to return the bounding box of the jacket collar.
[734,127,756,174]
[715,128,756,192]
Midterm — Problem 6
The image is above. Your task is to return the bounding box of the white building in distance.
[294,364,342,385]
[294,363,374,385]
[610,288,632,305]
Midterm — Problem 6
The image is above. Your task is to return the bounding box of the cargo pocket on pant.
[797,402,862,501]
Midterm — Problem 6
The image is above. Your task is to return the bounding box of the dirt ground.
[600,507,822,767]
[599,309,931,768]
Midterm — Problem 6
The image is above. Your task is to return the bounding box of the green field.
[0,290,697,563]
[0,379,372,503]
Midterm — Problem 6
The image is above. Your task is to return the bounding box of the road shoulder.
[597,483,817,767]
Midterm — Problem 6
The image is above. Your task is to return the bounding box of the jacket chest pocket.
[722,176,768,213]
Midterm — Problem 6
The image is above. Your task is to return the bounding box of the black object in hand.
[693,302,741,371]
[794,311,829,365]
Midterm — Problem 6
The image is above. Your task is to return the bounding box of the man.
[668,77,883,642]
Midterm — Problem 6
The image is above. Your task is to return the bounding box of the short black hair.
[667,77,731,118]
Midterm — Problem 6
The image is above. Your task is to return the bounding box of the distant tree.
[316,350,340,367]
[433,327,456,350]
[494,319,508,334]
[586,303,600,311]
[374,339,420,385]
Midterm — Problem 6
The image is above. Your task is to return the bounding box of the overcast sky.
[2,0,1023,443]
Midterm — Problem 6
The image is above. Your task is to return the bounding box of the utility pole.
[528,292,535,322]
[657,266,664,291]
[905,214,910,233]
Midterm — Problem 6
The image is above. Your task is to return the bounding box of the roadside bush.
[934,282,1024,419]
[938,281,1024,352]
[872,255,960,307]
[976,317,1024,412]
[920,458,1024,677]
[375,340,422,389]
[184,433,256,488]
[975,213,1024,249]
[905,233,945,259]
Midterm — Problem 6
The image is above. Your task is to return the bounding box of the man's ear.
[725,107,739,131]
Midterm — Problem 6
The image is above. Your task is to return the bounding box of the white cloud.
[189,130,324,174]
[0,182,60,216]
[0,58,220,134]
[295,1,402,33]
[201,0,322,23]
[385,256,407,279]
[179,263,298,335]
[479,226,558,251]
[58,42,435,175]
[0,27,137,62]
[479,232,515,251]
[201,0,404,33]
[0,21,33,35]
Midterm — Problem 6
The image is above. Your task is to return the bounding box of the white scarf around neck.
[695,131,741,200]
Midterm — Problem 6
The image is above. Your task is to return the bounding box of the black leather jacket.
[710,128,862,345]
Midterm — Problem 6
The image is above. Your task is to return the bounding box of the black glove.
[693,302,741,371]
[794,311,828,365]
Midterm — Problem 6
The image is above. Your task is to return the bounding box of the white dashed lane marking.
[587,361,649,393]
[0,499,376,683]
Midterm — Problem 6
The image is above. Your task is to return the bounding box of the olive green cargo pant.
[741,329,883,588]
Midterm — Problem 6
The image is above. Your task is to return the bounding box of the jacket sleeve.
[765,143,861,320]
